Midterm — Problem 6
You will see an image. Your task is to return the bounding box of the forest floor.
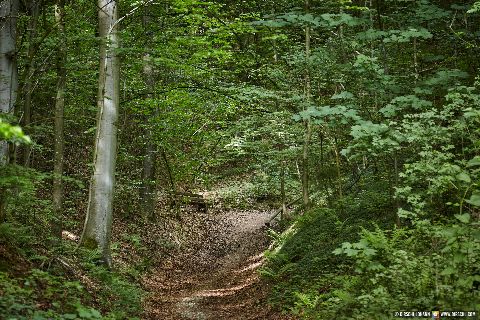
[142,208,291,320]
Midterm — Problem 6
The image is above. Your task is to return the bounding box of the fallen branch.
[265,197,302,227]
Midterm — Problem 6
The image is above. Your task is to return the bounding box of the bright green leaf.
[466,192,480,207]
[467,156,480,167]
[455,213,471,223]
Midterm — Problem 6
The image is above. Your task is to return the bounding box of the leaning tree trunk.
[80,0,119,267]
[0,0,19,165]
[52,0,66,235]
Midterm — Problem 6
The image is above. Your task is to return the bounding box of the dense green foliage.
[1,0,479,318]
[0,221,143,319]
[255,0,480,318]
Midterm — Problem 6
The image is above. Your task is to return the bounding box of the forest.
[1,0,480,319]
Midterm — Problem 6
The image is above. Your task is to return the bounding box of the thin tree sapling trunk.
[332,134,343,199]
[22,0,41,166]
[52,0,66,234]
[301,0,312,211]
[141,127,157,221]
[140,9,157,222]
[281,160,287,219]
[394,154,401,227]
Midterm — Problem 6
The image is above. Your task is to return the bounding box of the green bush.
[89,265,143,318]
[264,209,480,319]
[0,269,102,320]
[0,222,143,320]
[261,185,397,318]
[326,216,480,319]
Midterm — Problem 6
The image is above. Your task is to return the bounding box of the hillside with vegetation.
[1,0,479,319]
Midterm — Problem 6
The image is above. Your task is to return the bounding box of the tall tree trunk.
[22,0,41,166]
[141,126,156,221]
[52,0,66,235]
[332,134,343,199]
[281,160,287,219]
[394,154,401,227]
[301,0,312,211]
[0,0,19,223]
[80,0,119,267]
[0,0,19,165]
[140,9,157,222]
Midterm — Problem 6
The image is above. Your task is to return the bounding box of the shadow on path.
[143,210,290,320]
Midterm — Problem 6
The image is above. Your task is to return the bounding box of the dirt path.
[142,209,289,320]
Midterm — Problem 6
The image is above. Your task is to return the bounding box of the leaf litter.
[142,208,293,320]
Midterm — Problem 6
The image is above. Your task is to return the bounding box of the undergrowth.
[263,187,480,319]
[0,222,144,320]
[261,186,395,318]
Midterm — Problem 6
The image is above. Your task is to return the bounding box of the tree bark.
[80,0,119,268]
[0,0,19,165]
[141,126,157,221]
[140,9,157,222]
[52,0,66,234]
[281,160,287,219]
[332,134,343,199]
[394,154,401,227]
[22,0,41,167]
[301,0,312,211]
[0,0,19,223]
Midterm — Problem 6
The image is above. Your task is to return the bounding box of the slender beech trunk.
[52,0,66,234]
[413,38,418,83]
[394,155,401,227]
[0,0,18,165]
[0,0,19,223]
[161,148,175,195]
[141,136,156,220]
[281,160,287,219]
[161,148,180,218]
[301,0,312,211]
[332,135,343,199]
[140,9,157,221]
[80,0,119,267]
[22,1,41,166]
